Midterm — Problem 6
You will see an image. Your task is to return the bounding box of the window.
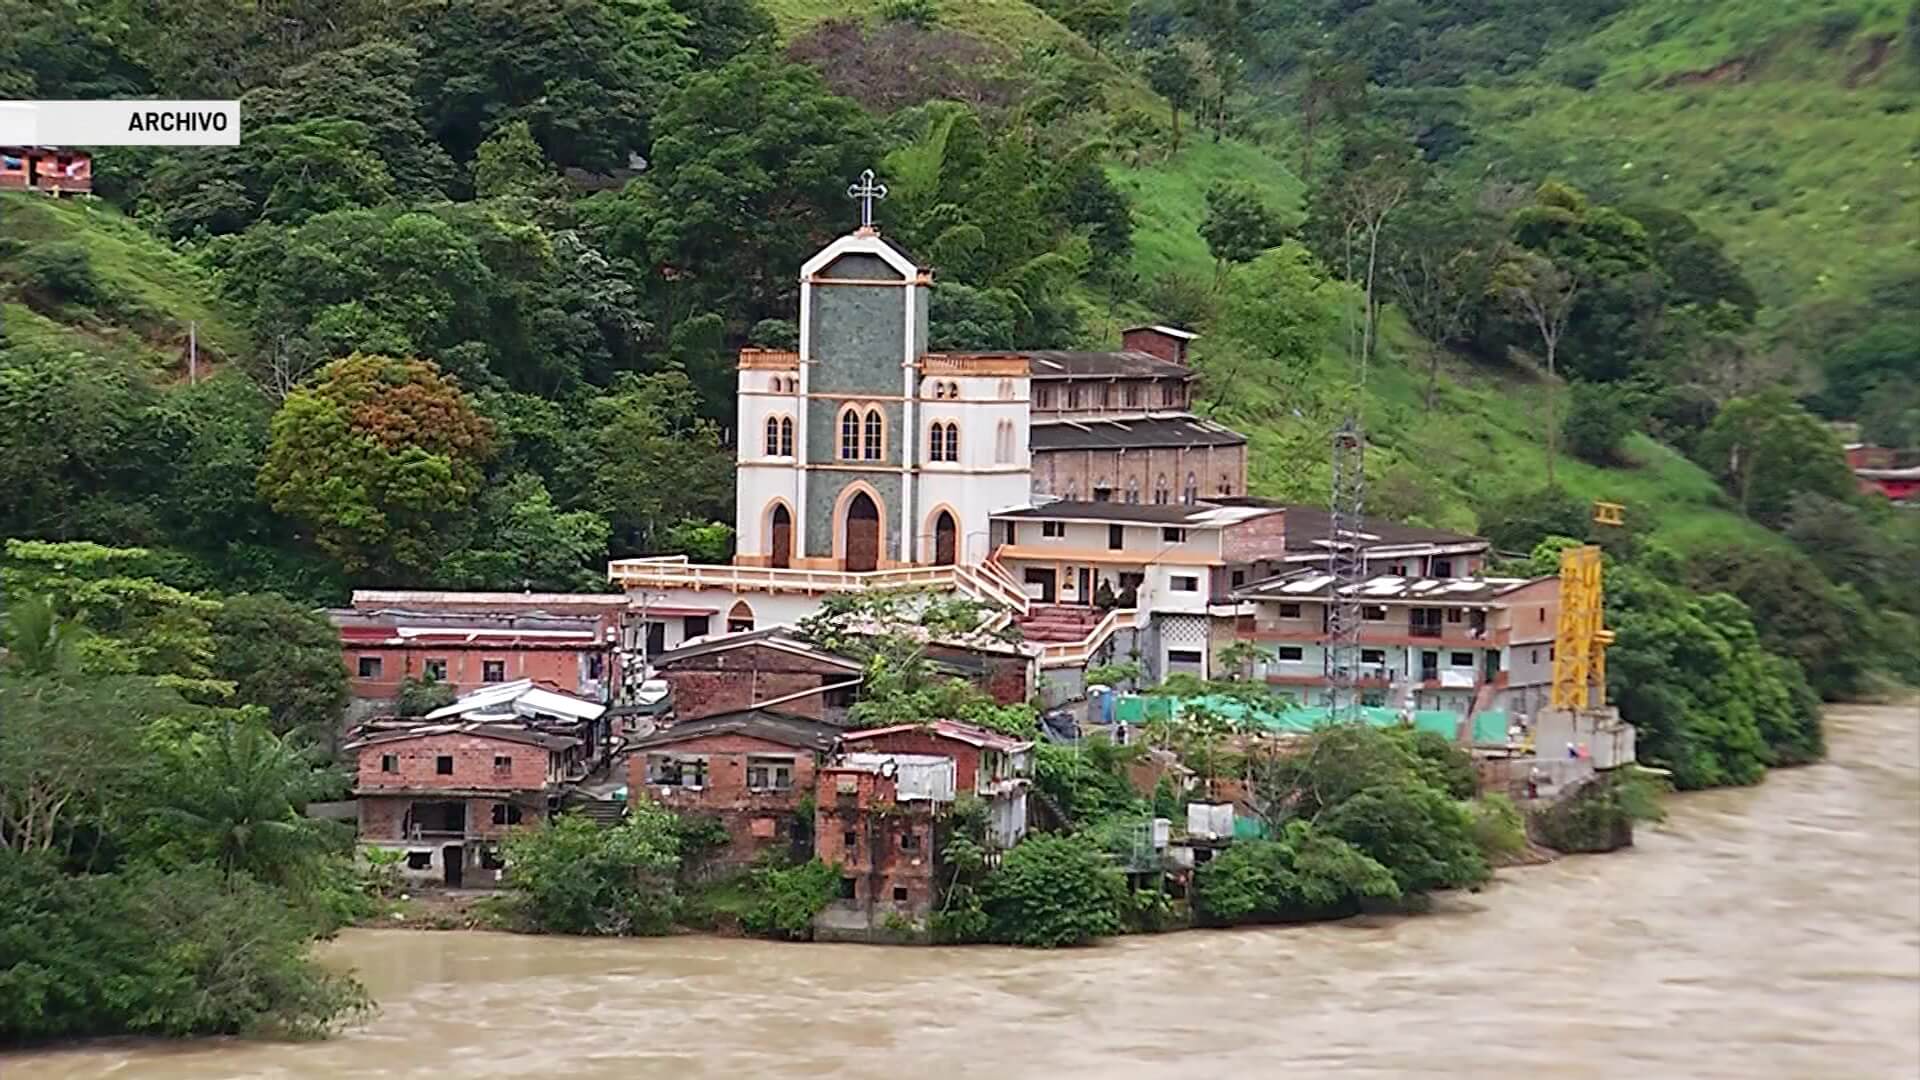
[436,755,454,775]
[647,755,709,788]
[1068,386,1082,408]
[1278,646,1305,661]
[1098,384,1112,408]
[1162,384,1177,407]
[1531,648,1540,664]
[763,415,793,457]
[1092,484,1112,502]
[1108,524,1125,550]
[1154,475,1169,505]
[727,601,754,634]
[995,420,1014,464]
[1162,527,1186,543]
[765,415,781,455]
[1037,386,1054,409]
[1042,520,1066,539]
[1182,472,1198,505]
[1278,602,1302,618]
[900,830,919,851]
[483,660,505,683]
[1360,649,1386,665]
[863,408,883,461]
[839,876,858,900]
[998,379,1014,400]
[840,406,860,459]
[406,851,432,871]
[481,847,506,870]
[1362,605,1388,622]
[491,803,523,826]
[683,614,710,640]
[892,885,909,902]
[1539,607,1547,623]
[381,753,398,773]
[1450,652,1474,667]
[1231,569,1246,587]
[1124,384,1140,408]
[1126,477,1140,504]
[1168,649,1203,664]
[1171,575,1199,592]
[424,658,448,681]
[357,656,382,678]
[928,421,959,462]
[493,754,511,775]
[843,830,858,849]
[746,755,795,791]
[1217,474,1232,495]
[1447,608,1464,623]
[1003,521,1019,545]
[1432,558,1454,577]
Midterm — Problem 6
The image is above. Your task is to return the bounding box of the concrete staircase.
[568,797,627,828]
[1018,604,1105,644]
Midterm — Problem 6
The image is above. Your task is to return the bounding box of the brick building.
[626,709,840,867]
[0,146,92,195]
[647,629,865,723]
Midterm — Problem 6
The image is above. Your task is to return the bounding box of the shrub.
[20,242,101,308]
[981,833,1126,947]
[1562,381,1637,464]
[501,806,681,935]
[395,675,457,717]
[1469,794,1527,862]
[1317,783,1489,894]
[1528,772,1662,853]
[1191,821,1398,925]
[740,859,838,940]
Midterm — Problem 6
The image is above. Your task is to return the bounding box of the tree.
[1562,381,1637,465]
[1493,251,1580,485]
[257,354,494,576]
[208,594,350,747]
[574,372,732,555]
[1143,45,1199,153]
[472,119,563,201]
[1213,244,1338,384]
[980,833,1127,947]
[151,719,342,887]
[2,540,224,686]
[1199,181,1286,281]
[1192,820,1399,924]
[1694,390,1854,526]
[1379,195,1496,408]
[1296,55,1366,186]
[501,806,682,935]
[435,474,611,592]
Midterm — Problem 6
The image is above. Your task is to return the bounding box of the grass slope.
[1468,0,1919,326]
[0,192,248,370]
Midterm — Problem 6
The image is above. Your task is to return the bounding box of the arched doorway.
[769,503,792,569]
[932,510,957,566]
[844,491,880,572]
[726,601,754,633]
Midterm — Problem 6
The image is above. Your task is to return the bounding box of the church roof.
[1030,414,1247,452]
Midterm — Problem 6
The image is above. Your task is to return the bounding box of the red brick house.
[344,722,577,887]
[647,629,865,723]
[837,720,1034,802]
[626,709,840,867]
[0,146,92,195]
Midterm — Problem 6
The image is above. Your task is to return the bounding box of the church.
[610,172,1510,704]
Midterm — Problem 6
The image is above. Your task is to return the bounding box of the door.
[1024,568,1055,604]
[933,510,957,566]
[444,845,464,887]
[1077,567,1094,605]
[844,492,880,572]
[1421,650,1439,682]
[770,504,792,568]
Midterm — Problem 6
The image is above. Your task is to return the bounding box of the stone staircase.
[1017,604,1105,644]
[567,797,627,828]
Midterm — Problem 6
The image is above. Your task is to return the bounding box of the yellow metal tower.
[1549,503,1622,711]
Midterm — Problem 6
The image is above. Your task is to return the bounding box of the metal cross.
[847,169,887,229]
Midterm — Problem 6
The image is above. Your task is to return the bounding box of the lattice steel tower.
[1323,418,1367,721]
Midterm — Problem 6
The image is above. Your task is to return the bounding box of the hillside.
[1463,0,1919,330]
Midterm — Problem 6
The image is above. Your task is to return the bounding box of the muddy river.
[9,703,1918,1079]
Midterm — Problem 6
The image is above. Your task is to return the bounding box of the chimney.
[1122,324,1198,367]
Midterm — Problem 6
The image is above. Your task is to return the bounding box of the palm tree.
[1,594,88,676]
[156,721,341,886]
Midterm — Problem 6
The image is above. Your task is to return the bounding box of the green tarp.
[1471,710,1510,745]
[1110,693,1492,744]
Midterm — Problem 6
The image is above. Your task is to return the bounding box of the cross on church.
[847,169,887,229]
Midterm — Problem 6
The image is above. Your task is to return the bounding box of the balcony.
[1409,623,1444,639]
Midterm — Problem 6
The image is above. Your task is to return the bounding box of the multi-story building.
[1231,571,1561,716]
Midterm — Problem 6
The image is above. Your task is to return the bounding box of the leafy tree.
[669,0,775,65]
[1192,820,1399,924]
[251,120,396,224]
[257,354,495,576]
[472,119,564,201]
[1316,781,1487,895]
[208,594,350,747]
[571,372,731,554]
[980,833,1127,947]
[2,540,224,686]
[0,348,168,541]
[1684,543,1872,701]
[1143,45,1199,152]
[396,676,458,717]
[931,282,1026,349]
[1562,380,1637,465]
[436,474,611,592]
[1211,244,1338,388]
[502,806,683,935]
[1694,390,1854,526]
[1493,251,1580,484]
[1379,194,1497,408]
[1199,180,1286,279]
[1295,54,1367,185]
[740,858,839,940]
[1032,741,1146,825]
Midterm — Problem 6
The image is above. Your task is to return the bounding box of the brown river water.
[9,703,1919,1079]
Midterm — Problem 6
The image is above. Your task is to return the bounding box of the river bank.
[9,702,1914,1080]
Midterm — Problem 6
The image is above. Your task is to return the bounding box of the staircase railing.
[1037,607,1135,669]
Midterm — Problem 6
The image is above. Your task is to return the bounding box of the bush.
[1386,727,1479,799]
[1563,381,1636,465]
[740,859,838,940]
[501,806,681,935]
[396,675,457,717]
[981,834,1126,947]
[20,242,101,308]
[1317,783,1489,895]
[1191,821,1399,925]
[1469,794,1527,862]
[0,854,369,1041]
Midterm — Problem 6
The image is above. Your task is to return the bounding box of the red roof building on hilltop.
[0,147,91,195]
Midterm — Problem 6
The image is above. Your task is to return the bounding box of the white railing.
[954,562,1030,616]
[1037,607,1136,668]
[608,559,959,594]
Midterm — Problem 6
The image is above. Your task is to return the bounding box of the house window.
[1167,649,1203,664]
[1124,384,1140,408]
[1182,472,1198,505]
[1126,477,1140,504]
[483,660,506,683]
[491,803,524,826]
[1360,649,1386,665]
[928,421,959,462]
[764,415,794,457]
[1279,602,1302,618]
[765,415,780,455]
[493,754,512,775]
[900,830,919,851]
[840,406,860,459]
[843,829,858,849]
[1231,569,1245,587]
[892,885,909,902]
[840,877,858,899]
[647,755,709,788]
[1154,475,1169,505]
[381,753,398,773]
[1042,520,1065,538]
[357,656,382,678]
[1447,608,1464,623]
[1531,648,1540,664]
[1361,605,1388,622]
[406,851,432,870]
[1162,527,1186,543]
[424,658,448,680]
[1068,386,1082,408]
[1217,474,1232,495]
[863,408,883,461]
[1098,384,1112,408]
[1450,652,1474,667]
[1171,575,1199,592]
[481,847,506,870]
[995,420,1014,464]
[1037,386,1054,409]
[1108,524,1125,550]
[436,755,454,775]
[1278,646,1305,661]
[1092,484,1112,502]
[746,755,795,791]
[1432,558,1454,577]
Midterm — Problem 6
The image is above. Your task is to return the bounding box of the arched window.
[765,416,781,456]
[946,381,960,399]
[863,408,884,461]
[1064,479,1079,500]
[929,421,961,462]
[1183,472,1199,505]
[1217,472,1232,495]
[1154,474,1169,505]
[727,601,755,634]
[779,417,794,456]
[839,407,860,460]
[994,420,1014,464]
[997,379,1014,400]
[1125,477,1140,504]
